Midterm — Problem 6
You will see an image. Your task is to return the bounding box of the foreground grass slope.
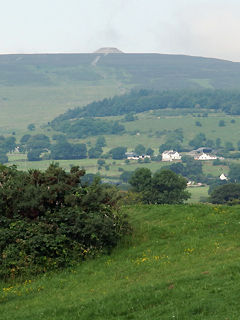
[1,204,240,319]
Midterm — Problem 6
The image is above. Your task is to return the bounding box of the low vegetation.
[1,204,240,319]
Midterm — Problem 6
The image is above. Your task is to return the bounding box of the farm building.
[194,153,217,160]
[162,150,181,161]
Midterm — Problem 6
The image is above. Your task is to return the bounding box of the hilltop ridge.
[93,47,124,54]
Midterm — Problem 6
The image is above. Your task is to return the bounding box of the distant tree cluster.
[19,133,109,161]
[51,117,125,139]
[163,156,203,182]
[128,168,190,204]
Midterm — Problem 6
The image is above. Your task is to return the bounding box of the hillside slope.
[1,53,240,131]
[1,204,240,319]
[1,53,240,89]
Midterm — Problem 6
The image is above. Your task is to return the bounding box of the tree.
[228,164,240,183]
[119,171,134,183]
[27,123,35,131]
[27,134,50,151]
[0,137,16,153]
[167,162,185,175]
[181,155,194,164]
[0,149,8,163]
[88,146,103,159]
[149,170,190,204]
[215,138,221,149]
[20,134,32,144]
[111,122,125,134]
[195,121,202,127]
[52,134,67,142]
[159,142,181,153]
[146,148,154,156]
[97,159,106,166]
[205,140,214,148]
[109,147,127,160]
[143,157,150,163]
[135,144,146,155]
[27,149,42,161]
[189,133,206,149]
[219,120,225,127]
[124,113,135,122]
[96,136,106,147]
[71,143,87,159]
[129,168,190,204]
[51,141,73,160]
[129,168,152,193]
[210,184,240,204]
[185,161,203,177]
[224,141,235,151]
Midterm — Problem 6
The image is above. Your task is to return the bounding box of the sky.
[1,0,240,61]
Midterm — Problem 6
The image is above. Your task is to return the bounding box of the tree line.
[51,89,240,126]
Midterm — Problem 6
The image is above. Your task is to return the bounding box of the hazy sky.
[1,0,240,61]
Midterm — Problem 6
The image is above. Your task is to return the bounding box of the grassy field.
[187,186,209,203]
[123,112,240,148]
[0,83,125,133]
[1,204,240,319]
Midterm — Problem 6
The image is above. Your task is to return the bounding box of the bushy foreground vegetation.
[1,204,240,319]
[0,164,130,279]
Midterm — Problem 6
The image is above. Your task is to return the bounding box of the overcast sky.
[1,0,240,61]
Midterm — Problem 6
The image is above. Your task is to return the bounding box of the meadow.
[6,107,237,203]
[0,82,125,134]
[1,204,240,319]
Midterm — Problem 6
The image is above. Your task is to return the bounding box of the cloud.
[165,2,240,61]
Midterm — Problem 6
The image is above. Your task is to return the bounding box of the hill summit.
[93,47,124,54]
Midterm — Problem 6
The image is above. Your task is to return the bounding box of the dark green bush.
[0,164,130,279]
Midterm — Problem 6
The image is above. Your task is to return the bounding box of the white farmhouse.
[220,173,228,180]
[194,153,217,160]
[162,150,181,161]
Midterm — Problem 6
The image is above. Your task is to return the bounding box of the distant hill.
[1,52,240,89]
[1,52,240,131]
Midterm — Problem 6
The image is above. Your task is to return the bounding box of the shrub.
[0,164,130,279]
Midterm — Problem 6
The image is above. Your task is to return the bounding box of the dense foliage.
[51,89,240,126]
[128,168,190,204]
[0,164,130,279]
[51,117,125,139]
[51,142,87,160]
[210,184,240,204]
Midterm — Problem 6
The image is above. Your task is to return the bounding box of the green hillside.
[1,53,240,131]
[1,204,240,319]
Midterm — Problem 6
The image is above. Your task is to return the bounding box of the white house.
[220,173,228,180]
[194,153,217,160]
[162,150,181,161]
[125,152,151,160]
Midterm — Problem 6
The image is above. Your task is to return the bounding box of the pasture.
[1,204,240,319]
